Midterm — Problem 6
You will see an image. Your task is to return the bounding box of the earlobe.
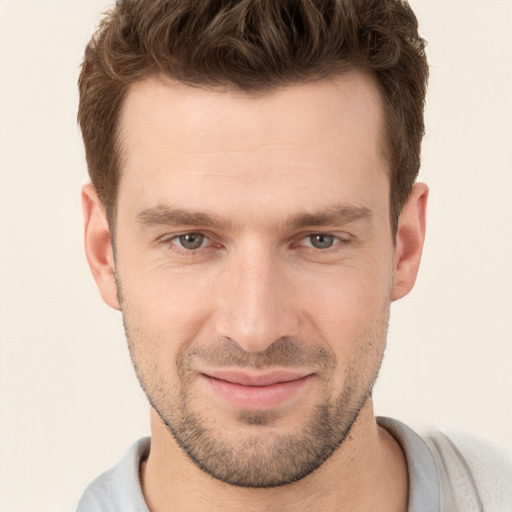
[391,182,429,301]
[82,183,120,310]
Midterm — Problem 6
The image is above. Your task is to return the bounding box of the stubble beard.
[154,374,376,488]
[122,311,388,488]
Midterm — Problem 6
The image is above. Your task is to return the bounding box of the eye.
[306,234,337,249]
[299,233,343,249]
[172,233,208,250]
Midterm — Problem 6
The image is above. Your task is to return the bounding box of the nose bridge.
[214,240,298,352]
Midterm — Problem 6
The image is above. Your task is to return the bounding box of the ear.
[82,183,120,310]
[391,182,428,301]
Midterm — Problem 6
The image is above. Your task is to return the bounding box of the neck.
[141,399,408,512]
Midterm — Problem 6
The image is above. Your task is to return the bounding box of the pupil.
[180,234,204,249]
[311,234,334,249]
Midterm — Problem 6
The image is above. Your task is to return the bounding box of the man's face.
[112,72,396,487]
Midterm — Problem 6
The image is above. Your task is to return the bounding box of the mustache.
[179,336,336,372]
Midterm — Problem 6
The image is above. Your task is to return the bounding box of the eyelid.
[172,233,210,250]
[156,230,351,253]
[294,232,353,252]
[297,232,349,243]
[156,231,215,249]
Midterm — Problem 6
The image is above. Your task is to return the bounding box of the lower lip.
[201,374,312,410]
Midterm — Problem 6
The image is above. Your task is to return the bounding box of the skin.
[83,70,428,512]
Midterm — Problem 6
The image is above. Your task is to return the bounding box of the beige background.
[0,1,511,510]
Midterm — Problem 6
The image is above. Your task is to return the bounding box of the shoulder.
[378,416,512,511]
[422,428,512,511]
[76,437,150,512]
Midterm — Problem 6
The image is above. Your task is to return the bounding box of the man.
[76,0,512,511]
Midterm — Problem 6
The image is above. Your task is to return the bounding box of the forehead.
[120,71,385,156]
[116,71,388,221]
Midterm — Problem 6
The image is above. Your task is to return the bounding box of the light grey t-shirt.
[76,417,512,511]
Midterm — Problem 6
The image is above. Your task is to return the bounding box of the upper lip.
[201,369,311,386]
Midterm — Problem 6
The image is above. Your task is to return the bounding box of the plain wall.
[0,1,510,510]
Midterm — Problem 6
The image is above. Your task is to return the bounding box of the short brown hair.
[78,0,428,234]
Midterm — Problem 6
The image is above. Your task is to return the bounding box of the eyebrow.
[287,205,372,229]
[136,203,372,230]
[136,205,233,230]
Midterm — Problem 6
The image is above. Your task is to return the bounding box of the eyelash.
[295,234,350,251]
[159,232,351,255]
[159,232,219,255]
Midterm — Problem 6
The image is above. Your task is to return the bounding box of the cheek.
[300,259,392,325]
[117,261,218,354]
[296,262,392,365]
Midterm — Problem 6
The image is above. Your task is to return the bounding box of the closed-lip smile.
[199,369,314,409]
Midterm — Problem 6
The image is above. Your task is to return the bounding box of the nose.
[213,243,300,353]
